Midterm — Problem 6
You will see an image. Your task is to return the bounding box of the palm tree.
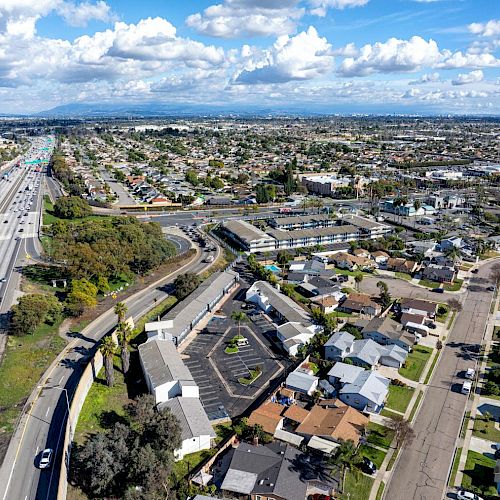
[231,311,248,338]
[100,336,117,387]
[331,440,362,489]
[114,301,128,324]
[116,322,133,374]
[444,246,461,262]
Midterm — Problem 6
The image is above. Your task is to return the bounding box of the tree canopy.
[53,196,92,219]
[173,272,200,300]
[10,293,63,336]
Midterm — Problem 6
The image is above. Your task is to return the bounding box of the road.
[0,137,52,360]
[99,168,137,206]
[384,262,496,500]
[0,231,221,500]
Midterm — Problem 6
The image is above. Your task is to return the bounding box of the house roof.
[379,344,408,364]
[325,331,355,350]
[346,339,382,366]
[400,312,426,325]
[296,404,369,445]
[401,298,437,314]
[340,371,390,407]
[277,322,312,341]
[138,339,194,389]
[247,403,285,435]
[286,371,319,392]
[341,293,380,312]
[283,405,310,423]
[224,219,273,244]
[158,397,215,441]
[362,316,414,345]
[327,362,364,384]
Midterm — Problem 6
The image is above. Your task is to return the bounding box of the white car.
[456,492,483,500]
[39,448,53,469]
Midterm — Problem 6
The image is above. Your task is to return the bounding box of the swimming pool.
[264,264,281,273]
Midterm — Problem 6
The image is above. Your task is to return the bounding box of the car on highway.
[0,278,6,283]
[39,448,53,469]
[456,491,483,500]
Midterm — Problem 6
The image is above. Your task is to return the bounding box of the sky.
[0,0,499,114]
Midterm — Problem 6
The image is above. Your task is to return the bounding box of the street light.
[37,385,72,434]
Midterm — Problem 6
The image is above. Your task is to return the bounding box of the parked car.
[361,457,377,475]
[465,368,475,380]
[487,286,496,292]
[471,268,478,274]
[456,491,483,500]
[39,448,53,469]
[432,288,444,294]
[461,380,472,395]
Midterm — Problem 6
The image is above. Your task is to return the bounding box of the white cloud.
[468,19,500,37]
[309,0,368,17]
[338,36,442,76]
[409,72,440,84]
[57,1,116,27]
[186,0,303,38]
[452,69,484,85]
[438,51,500,69]
[234,26,333,84]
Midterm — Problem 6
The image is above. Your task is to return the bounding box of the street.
[384,262,496,500]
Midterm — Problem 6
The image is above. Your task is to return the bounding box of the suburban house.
[158,397,216,461]
[325,333,408,368]
[138,339,199,404]
[247,402,285,435]
[310,295,339,314]
[400,312,426,327]
[353,248,370,258]
[422,264,456,283]
[386,257,418,274]
[338,370,390,414]
[339,293,382,316]
[327,362,364,385]
[276,322,316,357]
[401,298,437,318]
[362,316,415,351]
[440,236,462,251]
[295,402,369,446]
[333,252,376,271]
[286,367,319,396]
[371,250,390,265]
[217,441,337,500]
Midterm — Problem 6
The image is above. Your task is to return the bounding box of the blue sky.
[0,0,498,114]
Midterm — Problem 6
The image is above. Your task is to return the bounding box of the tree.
[447,298,462,313]
[387,416,416,448]
[276,250,291,266]
[100,335,117,387]
[114,301,128,323]
[377,280,392,308]
[413,199,421,213]
[10,293,62,336]
[331,440,362,488]
[117,322,133,374]
[354,272,363,291]
[53,196,91,219]
[231,311,248,337]
[173,272,200,300]
[66,278,98,316]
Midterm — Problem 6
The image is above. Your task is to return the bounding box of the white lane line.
[35,446,39,456]
[58,376,64,385]
[45,407,50,418]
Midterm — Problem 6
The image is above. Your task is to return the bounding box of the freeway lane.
[384,262,496,500]
[0,233,221,500]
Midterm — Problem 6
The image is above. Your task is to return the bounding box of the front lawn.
[366,422,395,449]
[358,444,387,468]
[385,384,415,413]
[398,346,433,382]
[462,450,497,497]
[436,303,449,323]
[472,414,500,442]
[338,470,374,500]
[418,279,463,292]
[0,319,66,435]
[395,272,412,281]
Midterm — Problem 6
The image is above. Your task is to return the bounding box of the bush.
[10,294,63,336]
[53,196,92,219]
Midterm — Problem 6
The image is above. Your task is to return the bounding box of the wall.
[57,351,104,499]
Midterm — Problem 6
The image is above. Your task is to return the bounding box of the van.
[461,380,472,395]
[236,338,249,347]
[465,368,475,380]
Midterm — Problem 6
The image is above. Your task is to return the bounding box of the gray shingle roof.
[328,362,364,384]
[340,371,390,406]
[138,339,194,388]
[325,331,355,350]
[158,396,215,440]
[346,339,382,366]
[286,371,319,393]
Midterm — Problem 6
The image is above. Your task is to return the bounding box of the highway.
[0,227,221,500]
[0,137,52,360]
[384,261,497,500]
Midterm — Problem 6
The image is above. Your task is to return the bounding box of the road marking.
[45,407,50,418]
[35,446,39,456]
[58,375,64,385]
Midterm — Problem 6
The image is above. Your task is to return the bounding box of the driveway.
[469,436,498,457]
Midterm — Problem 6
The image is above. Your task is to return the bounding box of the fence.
[56,350,104,499]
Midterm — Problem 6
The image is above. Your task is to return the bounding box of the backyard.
[398,345,433,382]
[385,384,415,414]
[338,470,374,500]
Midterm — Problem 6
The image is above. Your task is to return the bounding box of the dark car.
[361,457,377,475]
[494,448,500,459]
[432,288,444,293]
[471,268,479,274]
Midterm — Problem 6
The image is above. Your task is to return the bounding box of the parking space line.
[202,396,221,402]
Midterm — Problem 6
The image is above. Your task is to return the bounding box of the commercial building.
[301,174,351,196]
[146,270,239,345]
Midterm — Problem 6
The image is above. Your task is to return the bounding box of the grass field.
[472,415,500,442]
[358,444,387,468]
[0,319,66,434]
[385,384,415,414]
[408,390,423,422]
[380,408,402,419]
[172,448,217,481]
[395,272,412,281]
[366,422,395,449]
[399,345,433,382]
[338,470,374,500]
[436,304,449,323]
[462,450,497,497]
[449,447,462,487]
[375,482,385,500]
[419,279,463,292]
[424,351,440,384]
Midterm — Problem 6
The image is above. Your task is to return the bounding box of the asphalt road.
[384,261,496,500]
[0,232,220,500]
